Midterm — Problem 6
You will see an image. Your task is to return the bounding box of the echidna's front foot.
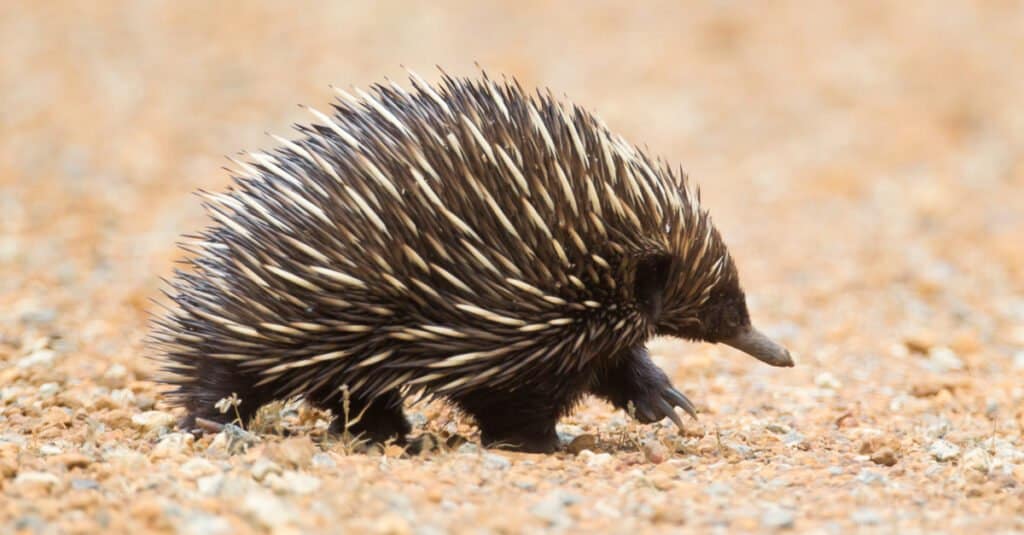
[629,381,696,430]
[591,346,698,431]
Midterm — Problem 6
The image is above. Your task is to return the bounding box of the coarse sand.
[2,2,1023,533]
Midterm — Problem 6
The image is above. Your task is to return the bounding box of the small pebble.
[196,473,225,496]
[17,349,56,369]
[815,372,843,389]
[250,459,283,482]
[929,439,961,462]
[856,469,887,486]
[761,506,795,530]
[641,438,669,464]
[268,436,316,469]
[311,452,336,470]
[151,432,195,458]
[483,453,511,470]
[962,447,991,474]
[530,491,580,528]
[179,458,218,479]
[264,471,321,495]
[927,346,965,372]
[578,450,612,468]
[243,489,296,529]
[870,447,898,467]
[131,410,176,433]
[567,433,597,455]
[851,508,882,525]
[14,471,61,492]
[70,478,100,491]
[38,383,60,399]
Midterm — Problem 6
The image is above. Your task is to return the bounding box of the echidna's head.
[643,233,794,368]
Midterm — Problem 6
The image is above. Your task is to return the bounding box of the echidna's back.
[152,72,705,409]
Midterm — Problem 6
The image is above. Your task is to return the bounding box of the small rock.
[373,515,412,535]
[851,508,882,525]
[531,491,580,527]
[962,447,991,474]
[1013,351,1024,370]
[14,471,61,492]
[208,424,258,455]
[904,333,935,354]
[929,439,961,462]
[101,364,129,387]
[179,458,218,479]
[243,489,296,529]
[39,444,62,456]
[250,459,282,482]
[928,346,965,372]
[578,450,612,468]
[51,453,92,469]
[765,423,793,434]
[17,349,56,368]
[856,469,887,485]
[196,473,225,496]
[110,388,136,406]
[264,470,321,495]
[704,481,732,496]
[268,436,316,469]
[814,372,842,389]
[70,478,100,491]
[760,506,795,530]
[567,434,597,455]
[870,447,898,467]
[131,410,176,433]
[151,432,195,458]
[38,382,60,399]
[641,438,669,464]
[105,447,150,471]
[311,452,336,470]
[181,513,232,535]
[483,453,510,470]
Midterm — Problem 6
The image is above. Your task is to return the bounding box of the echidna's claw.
[655,396,686,431]
[663,387,698,420]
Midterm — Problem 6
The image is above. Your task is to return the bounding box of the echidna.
[151,71,793,453]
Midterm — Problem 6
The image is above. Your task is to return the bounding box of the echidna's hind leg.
[178,371,274,432]
[454,390,566,453]
[308,389,411,444]
[590,346,697,430]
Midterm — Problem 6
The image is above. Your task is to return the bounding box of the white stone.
[131,410,177,433]
[152,432,195,458]
[929,439,961,462]
[196,473,225,496]
[250,459,283,482]
[179,458,219,479]
[578,450,612,468]
[265,470,321,495]
[962,447,991,474]
[761,506,795,529]
[17,349,56,368]
[14,471,61,491]
[243,489,297,529]
[814,372,843,389]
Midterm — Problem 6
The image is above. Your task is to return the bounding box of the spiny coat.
[151,72,792,452]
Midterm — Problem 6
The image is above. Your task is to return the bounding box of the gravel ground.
[2,1,1024,533]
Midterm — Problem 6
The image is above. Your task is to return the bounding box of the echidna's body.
[152,72,792,452]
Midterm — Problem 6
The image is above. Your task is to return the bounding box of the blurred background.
[1,1,1022,531]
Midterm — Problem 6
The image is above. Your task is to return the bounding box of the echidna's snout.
[723,326,794,367]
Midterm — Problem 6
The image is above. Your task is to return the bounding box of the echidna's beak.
[723,326,794,367]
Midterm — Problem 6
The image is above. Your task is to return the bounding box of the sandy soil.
[2,1,1023,533]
